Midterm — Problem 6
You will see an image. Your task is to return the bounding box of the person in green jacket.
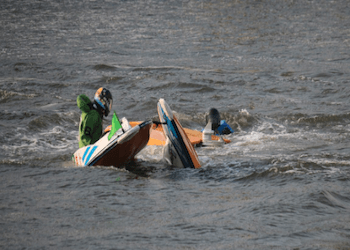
[77,87,113,148]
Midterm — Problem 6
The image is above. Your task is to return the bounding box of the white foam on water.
[191,115,350,178]
[2,125,78,161]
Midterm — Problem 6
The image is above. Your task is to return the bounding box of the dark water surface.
[1,0,350,249]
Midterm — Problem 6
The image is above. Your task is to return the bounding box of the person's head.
[94,87,113,117]
[206,108,221,131]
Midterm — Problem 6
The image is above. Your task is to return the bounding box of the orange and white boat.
[129,121,230,147]
[103,121,231,147]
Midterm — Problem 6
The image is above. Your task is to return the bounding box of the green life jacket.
[77,94,102,148]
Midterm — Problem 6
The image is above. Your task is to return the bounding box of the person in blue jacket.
[206,108,234,135]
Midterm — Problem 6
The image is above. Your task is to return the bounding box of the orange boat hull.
[129,122,230,146]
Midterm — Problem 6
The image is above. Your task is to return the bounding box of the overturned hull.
[157,98,201,169]
[130,121,230,146]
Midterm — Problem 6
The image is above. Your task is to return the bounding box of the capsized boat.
[72,116,152,168]
[156,98,201,169]
[128,121,231,146]
[129,111,232,147]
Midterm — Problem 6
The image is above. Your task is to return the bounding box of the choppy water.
[1,0,350,249]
